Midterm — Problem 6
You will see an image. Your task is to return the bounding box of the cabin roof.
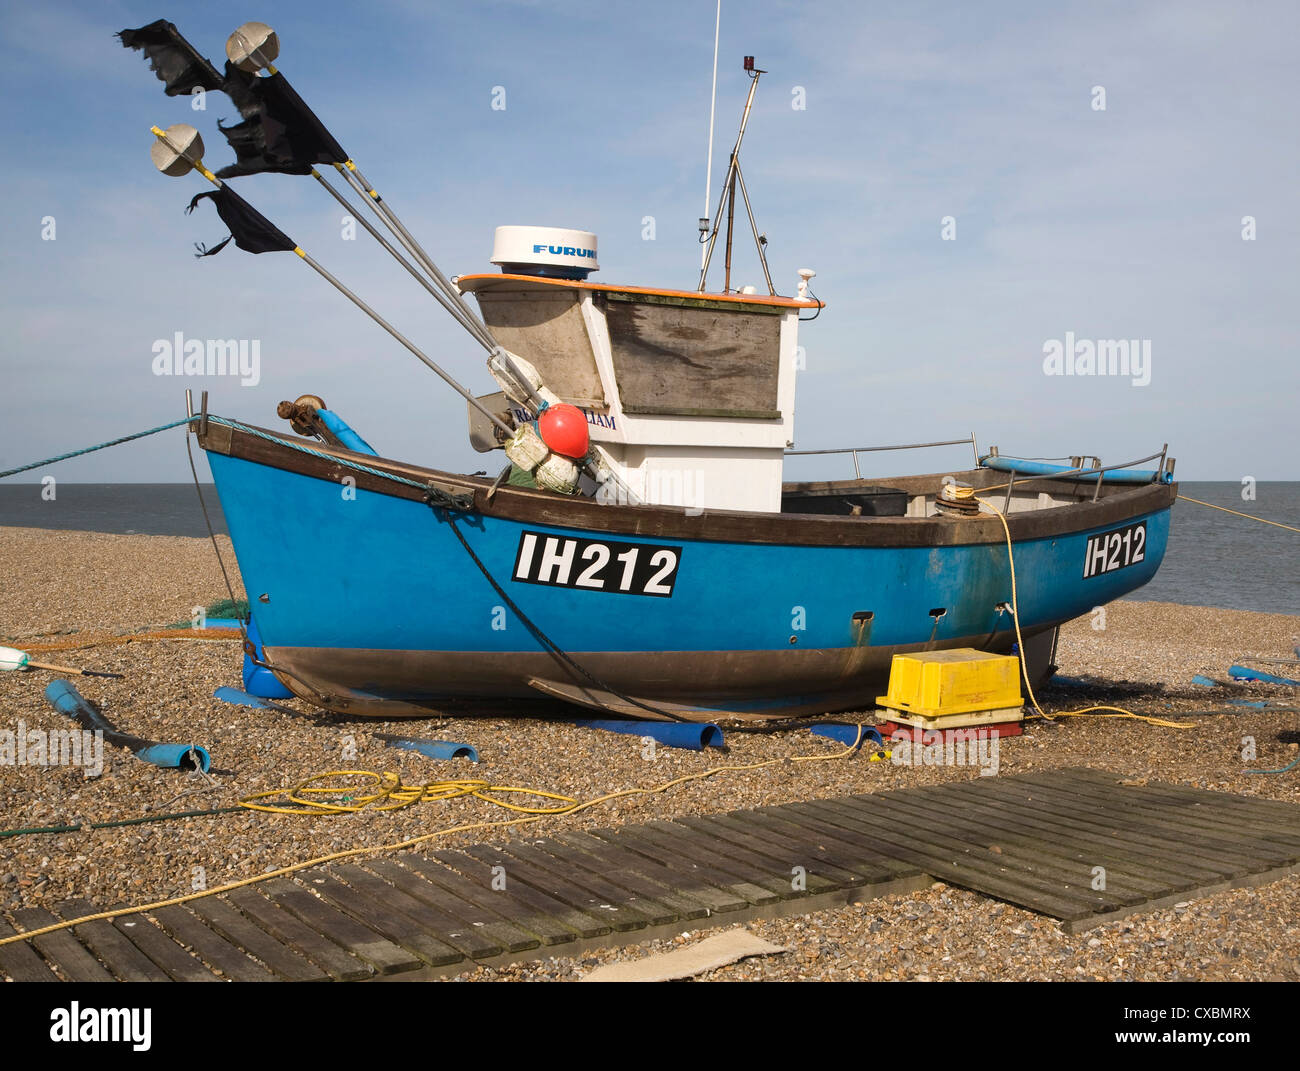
[456,273,824,309]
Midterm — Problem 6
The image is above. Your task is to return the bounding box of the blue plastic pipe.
[134,743,212,773]
[980,456,1171,484]
[318,409,377,456]
[44,680,211,773]
[810,724,884,749]
[573,719,724,751]
[379,736,479,762]
[1191,675,1219,687]
[1229,665,1300,687]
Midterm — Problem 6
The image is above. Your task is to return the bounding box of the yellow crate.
[877,648,1023,719]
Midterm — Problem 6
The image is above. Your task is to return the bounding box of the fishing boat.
[123,22,1178,721]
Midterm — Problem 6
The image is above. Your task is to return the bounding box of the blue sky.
[0,0,1295,482]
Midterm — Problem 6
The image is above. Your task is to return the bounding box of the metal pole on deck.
[700,0,721,272]
[723,162,737,293]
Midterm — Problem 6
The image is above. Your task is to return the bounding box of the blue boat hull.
[201,421,1175,719]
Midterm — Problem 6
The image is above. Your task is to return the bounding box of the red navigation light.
[743,56,754,71]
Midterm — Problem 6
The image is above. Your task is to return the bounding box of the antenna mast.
[698,56,775,295]
[699,0,721,270]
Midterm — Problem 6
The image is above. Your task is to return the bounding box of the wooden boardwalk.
[5,767,1300,980]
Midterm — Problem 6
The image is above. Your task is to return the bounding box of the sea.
[0,481,1296,616]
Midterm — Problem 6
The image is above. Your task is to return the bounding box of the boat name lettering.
[512,531,680,597]
[1082,520,1147,579]
[510,406,616,431]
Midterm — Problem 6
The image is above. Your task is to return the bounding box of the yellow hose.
[238,771,583,816]
[0,725,868,950]
[973,494,1194,730]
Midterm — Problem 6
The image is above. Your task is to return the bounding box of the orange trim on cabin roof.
[455,273,825,309]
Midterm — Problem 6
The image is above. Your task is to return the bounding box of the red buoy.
[537,403,590,459]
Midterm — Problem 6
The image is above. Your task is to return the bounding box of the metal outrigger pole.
[149,123,518,441]
[223,23,546,412]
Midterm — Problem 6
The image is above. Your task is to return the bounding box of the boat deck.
[5,767,1299,980]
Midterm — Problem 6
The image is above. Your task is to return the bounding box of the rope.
[0,725,867,950]
[1176,495,1300,534]
[18,631,242,654]
[205,415,432,492]
[239,770,582,816]
[972,494,1195,730]
[433,501,696,723]
[1246,755,1300,776]
[0,807,241,840]
[35,413,607,712]
[186,429,246,641]
[200,417,837,728]
[0,419,192,479]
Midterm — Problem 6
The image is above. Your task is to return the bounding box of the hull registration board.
[1082,520,1147,579]
[513,531,681,597]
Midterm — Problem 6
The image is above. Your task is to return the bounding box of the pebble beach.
[1,524,1297,982]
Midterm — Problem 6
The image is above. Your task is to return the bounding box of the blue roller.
[134,743,211,773]
[318,409,377,456]
[810,723,884,749]
[980,456,1171,484]
[573,719,724,751]
[44,680,211,773]
[203,618,243,630]
[376,734,479,762]
[1191,675,1219,687]
[1229,665,1300,687]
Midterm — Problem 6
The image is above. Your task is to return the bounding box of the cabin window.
[601,292,782,419]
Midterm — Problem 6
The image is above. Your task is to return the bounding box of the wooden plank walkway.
[5,767,1300,980]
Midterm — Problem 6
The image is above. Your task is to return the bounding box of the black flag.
[117,20,224,96]
[120,20,347,177]
[186,186,297,258]
[215,70,348,178]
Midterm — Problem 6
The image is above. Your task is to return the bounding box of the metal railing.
[785,433,980,479]
[983,446,1173,508]
[784,434,1174,508]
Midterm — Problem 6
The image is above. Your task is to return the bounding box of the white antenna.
[700,0,721,270]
